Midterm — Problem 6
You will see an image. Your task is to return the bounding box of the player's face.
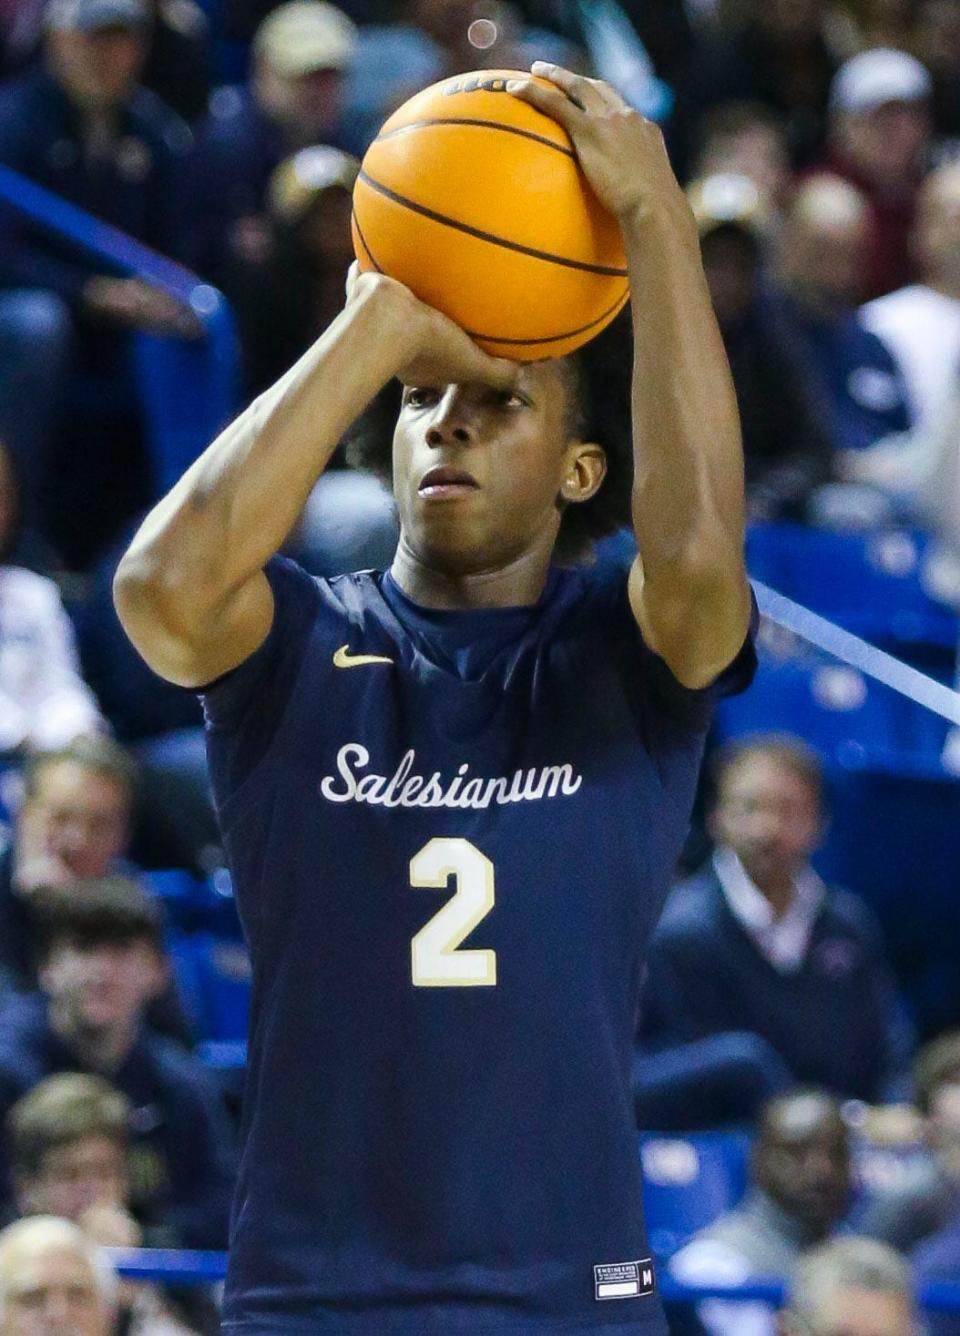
[391,360,600,574]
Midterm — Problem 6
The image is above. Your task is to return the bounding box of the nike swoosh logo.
[333,644,394,669]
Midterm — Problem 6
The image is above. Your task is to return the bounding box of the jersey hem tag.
[593,1258,655,1301]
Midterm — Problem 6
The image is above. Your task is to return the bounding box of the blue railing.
[0,162,239,493]
[104,1249,960,1318]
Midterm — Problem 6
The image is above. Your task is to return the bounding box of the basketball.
[352,70,629,361]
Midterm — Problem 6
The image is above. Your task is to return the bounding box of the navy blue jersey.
[201,556,755,1334]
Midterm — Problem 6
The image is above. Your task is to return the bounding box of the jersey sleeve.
[197,556,322,787]
[584,567,758,734]
[637,590,759,731]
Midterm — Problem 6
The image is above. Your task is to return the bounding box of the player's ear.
[560,442,606,505]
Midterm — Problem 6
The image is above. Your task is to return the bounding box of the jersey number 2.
[410,837,497,987]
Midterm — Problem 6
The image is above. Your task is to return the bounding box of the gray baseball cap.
[45,0,150,31]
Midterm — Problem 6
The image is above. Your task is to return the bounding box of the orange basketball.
[352,70,628,361]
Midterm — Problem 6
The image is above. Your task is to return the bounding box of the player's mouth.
[418,466,480,499]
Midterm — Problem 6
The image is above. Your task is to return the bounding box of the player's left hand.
[507,63,682,223]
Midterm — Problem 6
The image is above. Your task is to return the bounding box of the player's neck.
[389,539,554,610]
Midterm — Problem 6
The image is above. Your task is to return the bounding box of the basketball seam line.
[375,119,576,159]
[464,286,629,346]
[351,210,383,273]
[356,171,629,278]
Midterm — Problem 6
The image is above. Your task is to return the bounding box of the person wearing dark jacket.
[0,878,234,1248]
[0,739,192,1047]
[181,0,359,293]
[686,173,834,521]
[0,0,195,568]
[639,735,913,1104]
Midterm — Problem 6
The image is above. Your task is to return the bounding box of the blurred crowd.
[1,0,960,1328]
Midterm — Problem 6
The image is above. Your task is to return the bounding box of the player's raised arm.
[113,272,516,688]
[509,65,752,689]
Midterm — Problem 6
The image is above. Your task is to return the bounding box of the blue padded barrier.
[0,163,239,494]
[100,1250,960,1322]
[639,1132,751,1259]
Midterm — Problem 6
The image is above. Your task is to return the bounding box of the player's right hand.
[344,263,518,392]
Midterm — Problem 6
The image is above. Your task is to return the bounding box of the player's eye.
[494,389,527,409]
[404,387,437,408]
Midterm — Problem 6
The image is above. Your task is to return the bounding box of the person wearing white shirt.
[639,734,913,1104]
[0,441,103,753]
[857,162,960,438]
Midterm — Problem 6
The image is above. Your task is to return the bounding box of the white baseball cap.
[254,1,357,78]
[829,48,932,116]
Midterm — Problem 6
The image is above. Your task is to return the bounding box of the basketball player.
[114,63,754,1336]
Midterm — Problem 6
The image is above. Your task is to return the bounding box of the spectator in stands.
[343,0,583,150]
[0,1211,194,1335]
[230,144,359,397]
[770,175,912,456]
[824,0,915,60]
[670,1090,852,1336]
[815,48,934,300]
[183,0,359,291]
[8,1074,218,1333]
[861,1031,960,1253]
[686,173,834,520]
[0,740,193,1042]
[0,738,135,990]
[690,101,794,222]
[0,878,235,1248]
[781,1236,918,1336]
[0,0,197,570]
[639,735,912,1103]
[667,0,839,180]
[858,161,960,437]
[0,441,105,752]
[912,0,960,140]
[0,1215,115,1336]
[140,0,211,124]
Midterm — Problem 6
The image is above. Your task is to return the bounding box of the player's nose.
[425,387,478,447]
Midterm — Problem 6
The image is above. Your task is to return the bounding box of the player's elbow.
[645,556,751,689]
[113,550,218,686]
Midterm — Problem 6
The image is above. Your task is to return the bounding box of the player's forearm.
[623,197,751,680]
[117,285,411,609]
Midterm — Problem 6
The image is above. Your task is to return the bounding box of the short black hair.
[36,877,164,960]
[345,306,634,562]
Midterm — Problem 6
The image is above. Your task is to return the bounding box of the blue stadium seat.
[814,752,960,1036]
[746,522,958,661]
[713,646,948,764]
[639,1131,751,1259]
[166,931,251,1042]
